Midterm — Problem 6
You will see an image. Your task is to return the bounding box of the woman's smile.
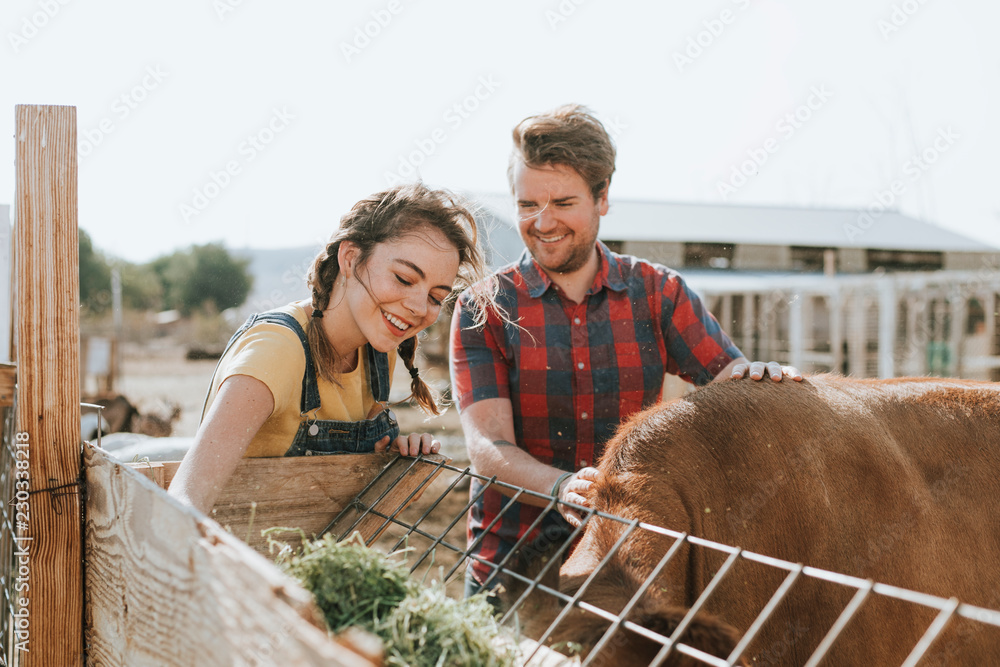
[382,309,412,335]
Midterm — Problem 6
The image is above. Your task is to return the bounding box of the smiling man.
[449,104,800,600]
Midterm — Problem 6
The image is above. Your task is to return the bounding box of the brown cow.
[510,375,1000,666]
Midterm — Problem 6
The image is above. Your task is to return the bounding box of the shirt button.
[581,412,589,419]
[579,459,587,467]
[577,362,585,370]
[574,317,581,325]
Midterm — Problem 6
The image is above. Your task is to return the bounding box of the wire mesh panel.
[322,455,1000,666]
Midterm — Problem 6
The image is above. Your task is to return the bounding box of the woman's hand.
[556,467,601,528]
[377,432,442,456]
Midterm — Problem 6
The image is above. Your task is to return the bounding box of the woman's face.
[340,226,461,353]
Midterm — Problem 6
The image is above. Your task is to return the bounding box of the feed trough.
[323,454,1000,666]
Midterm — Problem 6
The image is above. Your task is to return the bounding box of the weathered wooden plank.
[124,460,164,487]
[129,453,449,554]
[0,363,14,407]
[85,443,377,667]
[14,104,83,666]
[326,455,452,545]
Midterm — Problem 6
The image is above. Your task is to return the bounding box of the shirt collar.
[517,241,628,298]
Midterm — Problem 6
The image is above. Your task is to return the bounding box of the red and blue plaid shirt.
[449,242,742,585]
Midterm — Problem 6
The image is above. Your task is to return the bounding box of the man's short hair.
[507,104,617,202]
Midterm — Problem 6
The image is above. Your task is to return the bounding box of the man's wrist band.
[551,471,574,498]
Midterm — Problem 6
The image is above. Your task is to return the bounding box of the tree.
[112,260,164,311]
[79,228,112,315]
[152,243,253,314]
[150,251,194,312]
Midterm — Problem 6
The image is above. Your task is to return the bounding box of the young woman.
[169,184,492,514]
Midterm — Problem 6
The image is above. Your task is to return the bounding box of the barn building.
[472,196,1000,385]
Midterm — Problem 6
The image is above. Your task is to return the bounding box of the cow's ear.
[630,603,745,666]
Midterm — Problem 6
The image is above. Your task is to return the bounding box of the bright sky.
[2,0,998,263]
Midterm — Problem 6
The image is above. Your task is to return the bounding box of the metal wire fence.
[323,454,1000,666]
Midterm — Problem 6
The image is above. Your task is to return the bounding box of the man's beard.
[540,240,596,275]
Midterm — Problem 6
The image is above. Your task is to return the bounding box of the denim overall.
[205,311,400,457]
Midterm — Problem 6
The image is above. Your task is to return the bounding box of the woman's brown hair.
[307,183,493,416]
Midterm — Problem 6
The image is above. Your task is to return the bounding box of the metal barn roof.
[472,194,997,253]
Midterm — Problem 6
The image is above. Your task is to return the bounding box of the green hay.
[274,530,518,666]
[273,531,413,634]
[379,584,518,667]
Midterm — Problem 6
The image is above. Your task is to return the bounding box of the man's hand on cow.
[556,467,601,528]
[730,360,803,382]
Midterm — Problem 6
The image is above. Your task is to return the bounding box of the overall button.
[308,423,319,436]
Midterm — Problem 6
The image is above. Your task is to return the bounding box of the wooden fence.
[84,443,378,666]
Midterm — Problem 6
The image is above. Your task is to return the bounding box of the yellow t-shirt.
[204,302,397,457]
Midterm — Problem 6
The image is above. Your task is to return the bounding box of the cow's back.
[570,375,1000,665]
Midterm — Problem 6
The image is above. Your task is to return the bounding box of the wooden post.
[848,291,867,377]
[801,293,815,367]
[829,288,843,374]
[789,292,803,371]
[877,278,897,378]
[758,294,772,361]
[742,293,755,358]
[903,296,920,376]
[950,293,967,378]
[14,105,83,665]
[720,294,733,333]
[986,292,998,377]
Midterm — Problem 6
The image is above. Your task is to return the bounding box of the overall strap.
[200,312,260,423]
[364,344,392,403]
[200,311,320,422]
[250,312,320,414]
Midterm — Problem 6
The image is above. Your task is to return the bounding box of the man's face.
[512,161,609,277]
